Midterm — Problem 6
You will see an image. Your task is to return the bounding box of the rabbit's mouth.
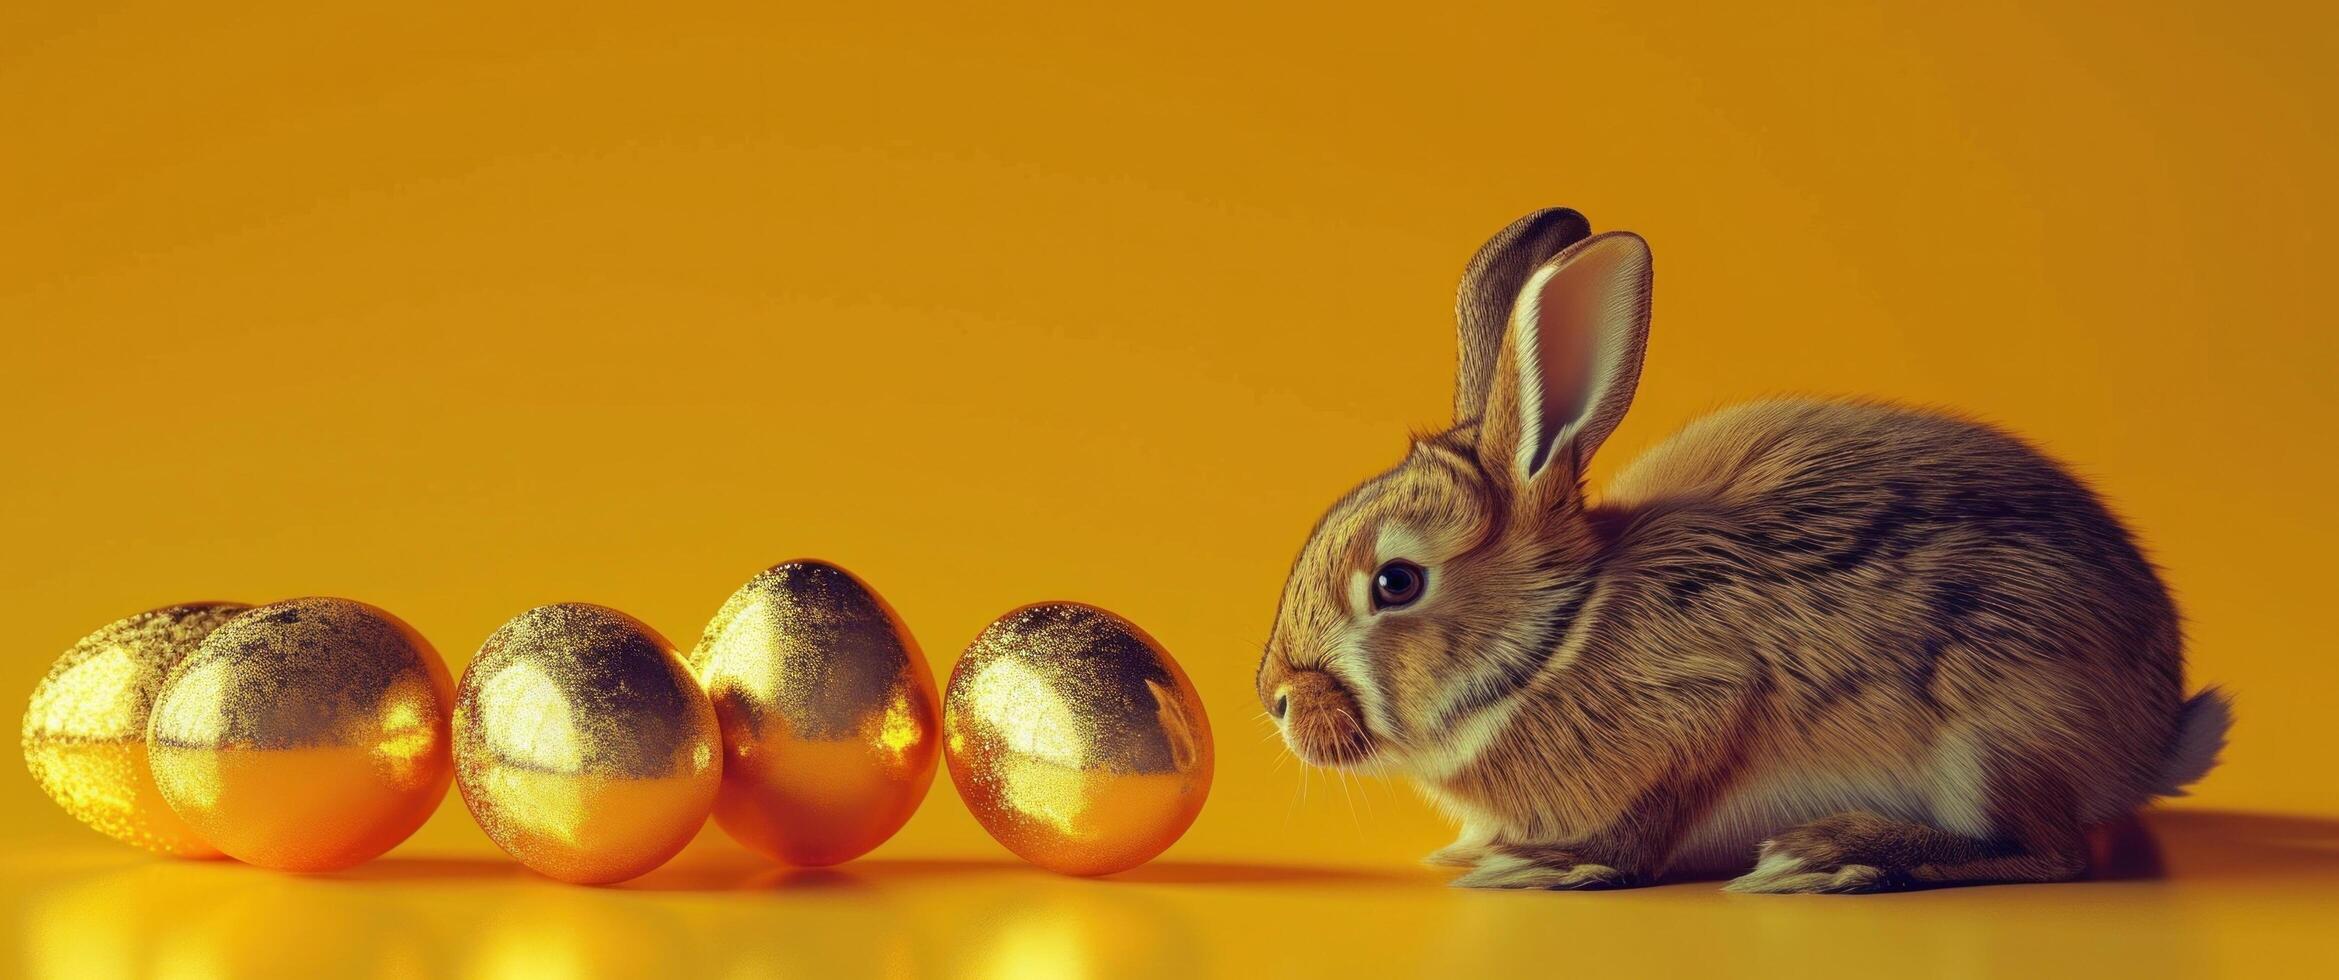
[1272,668,1380,768]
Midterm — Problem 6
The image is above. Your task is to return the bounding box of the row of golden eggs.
[21,564,1213,882]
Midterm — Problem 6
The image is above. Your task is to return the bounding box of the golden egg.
[453,603,720,885]
[147,597,454,871]
[943,602,1212,876]
[21,602,249,857]
[689,560,941,867]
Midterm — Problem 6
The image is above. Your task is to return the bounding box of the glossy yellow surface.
[946,604,1211,876]
[21,603,247,857]
[4,0,2334,974]
[454,604,720,885]
[1,808,2334,980]
[146,598,453,872]
[690,561,940,867]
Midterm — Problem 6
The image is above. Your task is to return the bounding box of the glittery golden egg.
[453,603,720,885]
[689,560,940,867]
[21,602,249,857]
[147,597,454,871]
[943,602,1212,876]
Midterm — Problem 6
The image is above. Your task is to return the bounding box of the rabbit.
[1255,207,2231,892]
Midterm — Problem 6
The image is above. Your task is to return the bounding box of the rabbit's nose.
[1276,668,1374,767]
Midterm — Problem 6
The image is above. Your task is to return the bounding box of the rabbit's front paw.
[1723,848,1889,894]
[1450,844,1639,890]
[1422,841,1489,868]
[1725,812,1910,893]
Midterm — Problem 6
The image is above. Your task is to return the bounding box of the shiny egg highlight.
[943,602,1212,876]
[22,602,249,856]
[689,560,940,866]
[454,603,720,885]
[147,597,454,871]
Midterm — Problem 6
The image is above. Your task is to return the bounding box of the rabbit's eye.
[1372,561,1426,610]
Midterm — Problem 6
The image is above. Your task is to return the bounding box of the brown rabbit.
[1256,208,2230,892]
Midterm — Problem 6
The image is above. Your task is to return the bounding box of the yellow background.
[4,2,2333,977]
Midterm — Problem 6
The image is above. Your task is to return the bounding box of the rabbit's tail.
[2153,687,2233,797]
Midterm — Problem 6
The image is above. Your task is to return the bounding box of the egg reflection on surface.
[22,602,249,857]
[453,603,720,885]
[146,597,454,872]
[689,560,940,867]
[943,602,1212,876]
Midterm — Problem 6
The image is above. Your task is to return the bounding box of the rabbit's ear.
[1480,232,1652,486]
[1455,208,1593,423]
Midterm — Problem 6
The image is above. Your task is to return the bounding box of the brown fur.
[1257,209,2229,893]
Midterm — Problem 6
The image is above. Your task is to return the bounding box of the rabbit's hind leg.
[1724,803,2086,894]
